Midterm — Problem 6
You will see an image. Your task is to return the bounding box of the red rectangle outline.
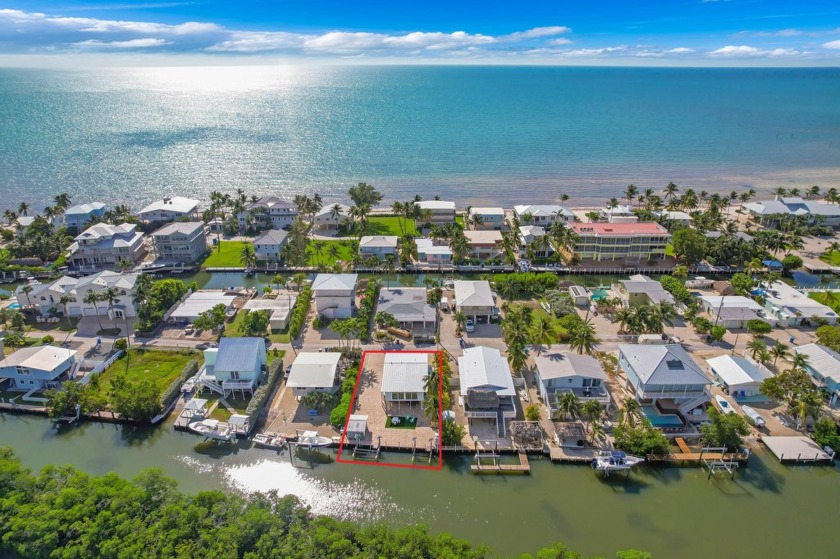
[336,349,444,470]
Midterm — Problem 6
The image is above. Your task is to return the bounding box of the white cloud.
[823,40,840,49]
[0,8,220,35]
[709,45,801,57]
[668,47,694,54]
[503,26,571,41]
[73,38,171,49]
[735,28,802,37]
[547,38,573,46]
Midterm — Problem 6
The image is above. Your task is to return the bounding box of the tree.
[709,325,727,342]
[746,319,772,337]
[620,397,642,427]
[569,318,599,355]
[83,291,103,332]
[815,324,840,352]
[813,416,840,451]
[525,404,542,421]
[374,311,398,330]
[781,254,803,271]
[770,342,790,366]
[108,373,162,422]
[760,367,822,426]
[730,272,755,296]
[531,316,554,355]
[453,310,467,336]
[612,419,670,456]
[240,244,257,269]
[581,400,603,444]
[193,303,227,332]
[671,228,706,265]
[701,407,750,450]
[348,182,383,208]
[553,391,582,421]
[238,310,269,336]
[441,417,466,446]
[20,284,33,310]
[746,338,767,359]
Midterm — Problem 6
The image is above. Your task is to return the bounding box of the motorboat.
[296,430,333,448]
[741,405,766,428]
[252,432,287,449]
[591,450,644,474]
[715,395,736,415]
[189,419,235,442]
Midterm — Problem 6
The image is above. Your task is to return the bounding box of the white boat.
[741,405,766,428]
[252,432,287,449]
[296,430,333,448]
[189,419,235,442]
[591,450,644,473]
[715,395,736,415]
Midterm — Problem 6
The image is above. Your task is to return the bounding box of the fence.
[78,350,124,384]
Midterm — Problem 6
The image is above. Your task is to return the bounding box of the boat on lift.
[189,418,235,442]
[591,450,644,474]
[252,432,287,449]
[295,430,333,448]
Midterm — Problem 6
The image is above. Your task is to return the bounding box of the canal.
[2,413,837,558]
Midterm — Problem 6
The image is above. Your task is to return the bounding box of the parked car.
[465,319,475,332]
[196,342,218,350]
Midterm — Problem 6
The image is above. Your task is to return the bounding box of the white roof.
[376,287,436,323]
[454,280,494,308]
[464,230,503,245]
[138,196,199,216]
[74,223,137,242]
[170,291,236,319]
[415,238,452,255]
[657,210,692,221]
[699,295,763,311]
[0,346,75,371]
[533,352,607,381]
[619,344,710,386]
[315,203,351,218]
[152,221,204,237]
[312,273,357,292]
[65,202,105,215]
[519,225,546,238]
[253,229,289,245]
[765,281,838,320]
[795,343,840,383]
[381,353,429,394]
[514,204,574,218]
[287,352,341,389]
[359,235,399,248]
[417,200,456,211]
[242,293,299,321]
[470,207,504,216]
[75,270,139,292]
[458,346,515,396]
[707,355,772,387]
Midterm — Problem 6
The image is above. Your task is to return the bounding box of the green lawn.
[819,250,840,266]
[809,291,840,313]
[225,310,290,343]
[307,240,355,266]
[202,241,253,268]
[386,415,418,429]
[25,316,78,333]
[455,216,465,228]
[99,349,200,395]
[339,215,417,237]
[208,394,251,421]
[524,303,574,343]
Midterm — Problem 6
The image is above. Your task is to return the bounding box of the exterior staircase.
[678,393,710,415]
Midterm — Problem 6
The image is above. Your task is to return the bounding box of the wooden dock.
[471,451,531,474]
[548,445,595,463]
[647,438,747,463]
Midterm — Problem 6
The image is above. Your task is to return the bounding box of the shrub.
[441,417,466,446]
[747,319,772,336]
[245,358,283,423]
[301,391,338,412]
[355,281,381,342]
[710,325,727,342]
[525,404,541,421]
[781,254,803,271]
[701,407,750,450]
[813,416,840,452]
[113,338,128,351]
[288,286,312,340]
[109,374,162,422]
[493,272,558,298]
[160,359,199,409]
[659,275,693,305]
[612,420,670,457]
[41,335,55,345]
[815,324,840,352]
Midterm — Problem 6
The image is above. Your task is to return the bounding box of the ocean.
[0,65,839,211]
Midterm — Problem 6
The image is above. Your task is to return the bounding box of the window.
[230,371,240,380]
[17,367,31,376]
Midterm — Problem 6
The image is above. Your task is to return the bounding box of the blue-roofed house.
[199,337,266,394]
[619,344,711,421]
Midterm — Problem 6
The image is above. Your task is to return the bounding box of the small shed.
[229,413,251,435]
[568,285,590,307]
[181,397,208,418]
[346,414,368,442]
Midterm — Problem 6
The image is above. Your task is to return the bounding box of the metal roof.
[707,355,772,387]
[795,343,840,383]
[359,235,399,248]
[376,288,436,323]
[152,221,204,237]
[214,338,265,373]
[454,280,494,308]
[312,273,358,292]
[253,229,289,246]
[170,291,236,319]
[533,352,607,381]
[287,352,341,389]
[0,346,75,371]
[458,346,515,396]
[619,344,710,386]
[381,353,429,394]
[137,196,199,215]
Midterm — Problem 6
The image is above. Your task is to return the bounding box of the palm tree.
[553,391,582,422]
[17,202,29,216]
[240,244,257,269]
[770,342,790,367]
[755,348,772,366]
[453,310,467,336]
[621,397,642,427]
[58,294,74,330]
[569,319,599,355]
[624,184,638,207]
[53,193,71,211]
[531,316,554,355]
[746,338,767,360]
[792,390,823,430]
[790,352,810,373]
[272,274,286,291]
[101,286,121,328]
[614,307,633,334]
[581,400,603,444]
[83,291,103,333]
[20,284,33,311]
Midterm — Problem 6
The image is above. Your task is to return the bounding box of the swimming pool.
[641,405,683,428]
[7,302,20,309]
[590,289,609,301]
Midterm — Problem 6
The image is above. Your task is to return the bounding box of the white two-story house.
[68,223,146,272]
[312,273,358,319]
[253,229,289,262]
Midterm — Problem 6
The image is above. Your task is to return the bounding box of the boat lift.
[701,445,740,480]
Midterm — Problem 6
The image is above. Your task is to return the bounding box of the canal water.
[2,414,837,558]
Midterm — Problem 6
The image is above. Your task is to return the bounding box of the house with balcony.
[416,200,456,226]
[513,204,574,226]
[286,352,341,398]
[151,221,207,263]
[762,281,838,327]
[453,280,495,321]
[619,344,711,426]
[468,207,505,230]
[743,197,840,228]
[68,223,146,272]
[794,343,840,408]
[16,271,140,319]
[359,236,399,260]
[198,337,266,395]
[598,204,638,223]
[518,225,555,259]
[237,196,298,231]
[614,275,674,308]
[137,196,200,223]
[313,203,351,230]
[312,273,357,319]
[533,352,611,413]
[64,202,107,232]
[566,222,670,263]
[381,352,430,406]
[414,238,452,266]
[0,346,77,391]
[463,230,503,261]
[458,346,517,437]
[376,287,436,333]
[253,229,289,262]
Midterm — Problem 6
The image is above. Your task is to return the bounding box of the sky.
[1,1,840,66]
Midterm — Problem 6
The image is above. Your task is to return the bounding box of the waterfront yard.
[809,291,840,313]
[208,394,251,421]
[307,239,354,266]
[819,250,840,266]
[223,310,291,343]
[98,349,200,394]
[338,216,417,237]
[202,241,252,268]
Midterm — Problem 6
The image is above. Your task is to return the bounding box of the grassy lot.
[819,250,840,266]
[225,310,291,343]
[307,239,355,266]
[209,394,251,421]
[99,349,200,395]
[386,415,418,429]
[202,241,253,268]
[809,291,840,313]
[25,315,79,333]
[455,216,465,228]
[339,215,417,237]
[519,303,575,343]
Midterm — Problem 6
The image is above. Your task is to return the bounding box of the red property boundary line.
[336,349,444,470]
